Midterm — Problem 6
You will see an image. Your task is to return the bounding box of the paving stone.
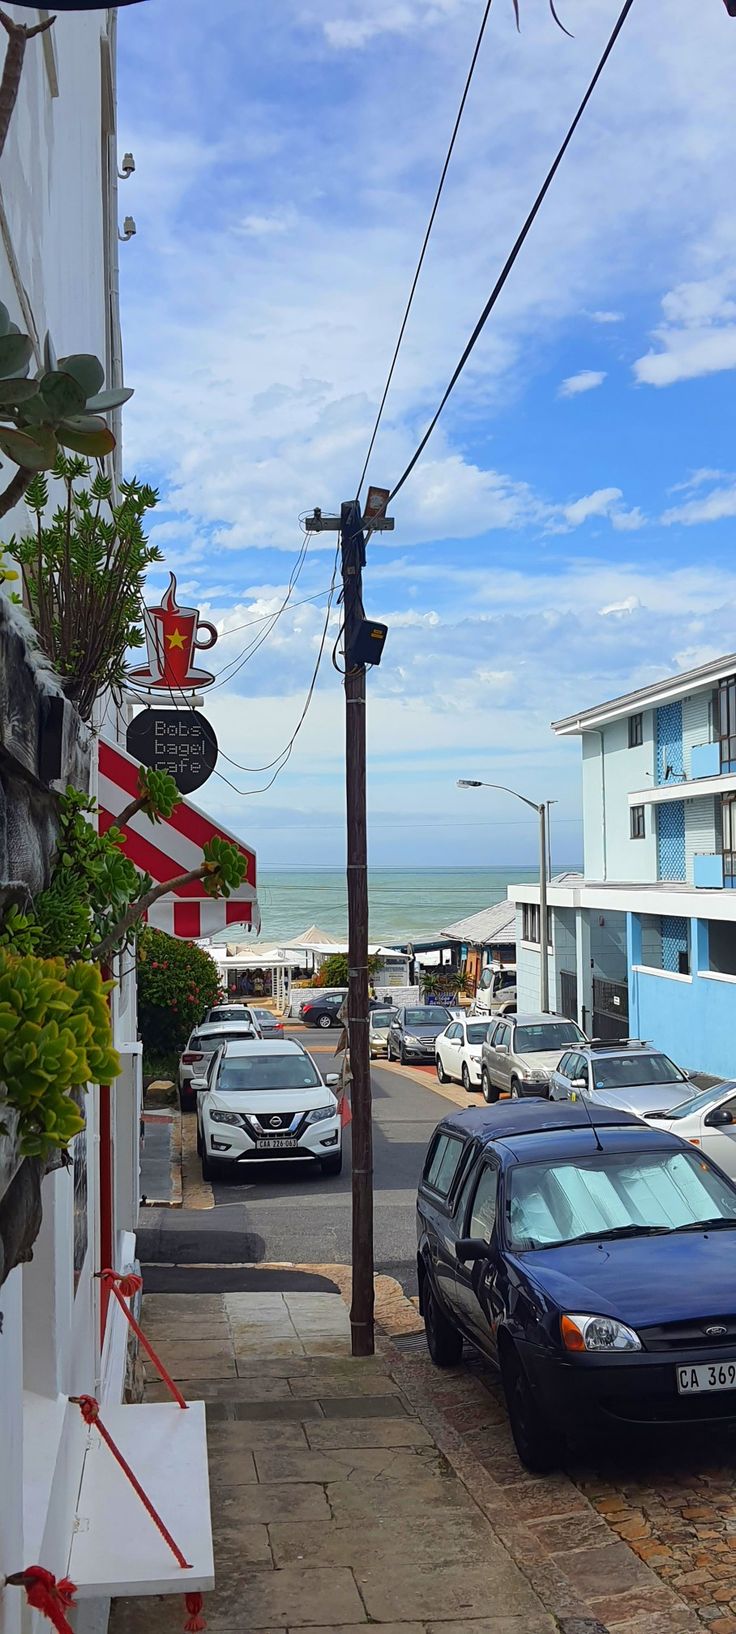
[504,1479,591,1521]
[111,1600,283,1634]
[317,1395,408,1419]
[212,1483,331,1524]
[288,1373,401,1398]
[557,1540,659,1600]
[228,1398,324,1422]
[528,1513,613,1554]
[213,1522,272,1566]
[255,1445,448,1485]
[269,1510,492,1571]
[207,1565,366,1628]
[326,1475,475,1523]
[145,1351,237,1380]
[604,1619,701,1634]
[208,1420,309,1452]
[235,1342,308,1363]
[305,1417,432,1450]
[588,1583,685,1623]
[142,1294,226,1316]
[425,1622,558,1633]
[207,1447,257,1486]
[357,1556,544,1624]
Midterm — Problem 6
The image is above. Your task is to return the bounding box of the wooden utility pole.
[305,496,393,1357]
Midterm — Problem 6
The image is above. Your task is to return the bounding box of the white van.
[471,962,517,1018]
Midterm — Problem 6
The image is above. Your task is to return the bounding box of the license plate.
[677,1360,736,1395]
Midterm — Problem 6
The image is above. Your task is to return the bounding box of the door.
[701,1090,736,1180]
[549,1050,575,1100]
[560,969,578,1022]
[492,1021,513,1094]
[441,1023,462,1080]
[592,978,629,1042]
[453,1158,502,1356]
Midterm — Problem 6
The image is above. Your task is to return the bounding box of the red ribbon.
[5,1568,77,1634]
[96,1269,187,1409]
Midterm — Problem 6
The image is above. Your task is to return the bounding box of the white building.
[0,11,141,1634]
[510,653,736,1078]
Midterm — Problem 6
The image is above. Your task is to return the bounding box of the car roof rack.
[587,1038,651,1050]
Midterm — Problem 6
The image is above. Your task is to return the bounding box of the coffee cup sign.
[128,573,218,692]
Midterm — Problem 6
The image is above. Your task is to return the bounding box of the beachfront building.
[509,652,736,1079]
[440,901,516,994]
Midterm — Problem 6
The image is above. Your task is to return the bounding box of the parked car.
[471,964,517,1018]
[203,1003,261,1027]
[178,1020,261,1108]
[549,1040,693,1117]
[645,1080,736,1181]
[387,1005,453,1064]
[369,1006,398,1057]
[194,1038,342,1180]
[300,992,346,1029]
[251,1007,285,1040]
[481,1013,587,1103]
[435,1017,491,1091]
[416,1099,736,1470]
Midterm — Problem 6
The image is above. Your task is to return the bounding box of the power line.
[356,0,496,502]
[388,0,637,507]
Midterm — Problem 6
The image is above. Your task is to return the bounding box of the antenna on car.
[572,1086,604,1153]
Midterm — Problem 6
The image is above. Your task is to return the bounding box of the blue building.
[510,651,736,1078]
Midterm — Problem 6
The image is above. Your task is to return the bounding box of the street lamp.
[457,778,550,1012]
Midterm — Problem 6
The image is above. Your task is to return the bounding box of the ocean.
[219,866,551,947]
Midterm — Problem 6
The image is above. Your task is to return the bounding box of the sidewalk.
[111,1283,555,1634]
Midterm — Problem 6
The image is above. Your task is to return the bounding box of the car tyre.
[482,1067,499,1104]
[423,1275,463,1368]
[510,1076,521,1099]
[436,1054,448,1084]
[501,1345,561,1473]
[461,1063,471,1092]
[196,1122,202,1156]
[201,1148,222,1182]
[400,1045,407,1065]
[321,1151,343,1177]
[318,1013,333,1030]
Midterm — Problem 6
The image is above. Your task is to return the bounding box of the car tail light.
[182,1051,204,1064]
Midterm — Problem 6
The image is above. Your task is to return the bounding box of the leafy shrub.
[137,927,223,1058]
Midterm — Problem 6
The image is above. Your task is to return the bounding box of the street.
[138,1031,456,1297]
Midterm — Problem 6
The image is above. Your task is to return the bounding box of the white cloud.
[662,482,736,527]
[558,369,607,398]
[588,310,623,325]
[560,488,623,526]
[634,274,736,387]
[599,595,641,617]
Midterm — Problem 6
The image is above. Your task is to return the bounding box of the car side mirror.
[191,1077,208,1092]
[495,1043,509,1055]
[325,1073,340,1087]
[571,1077,586,1089]
[705,1107,735,1128]
[456,1238,493,1263]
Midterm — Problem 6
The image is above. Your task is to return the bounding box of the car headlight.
[562,1313,641,1353]
[524,1067,550,1082]
[404,1035,423,1046]
[305,1104,336,1124]
[210,1110,243,1126]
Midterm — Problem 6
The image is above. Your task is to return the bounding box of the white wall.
[581,715,657,884]
[0,13,127,1634]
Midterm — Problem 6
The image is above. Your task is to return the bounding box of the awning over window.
[99,738,260,940]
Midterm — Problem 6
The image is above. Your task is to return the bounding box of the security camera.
[118,216,137,242]
[119,152,136,179]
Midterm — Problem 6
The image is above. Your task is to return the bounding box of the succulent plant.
[0,312,133,513]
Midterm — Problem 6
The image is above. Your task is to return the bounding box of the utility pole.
[538,800,549,1014]
[305,495,393,1357]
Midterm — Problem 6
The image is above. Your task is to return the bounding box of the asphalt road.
[138,1030,455,1297]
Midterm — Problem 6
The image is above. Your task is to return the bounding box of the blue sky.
[117,0,736,870]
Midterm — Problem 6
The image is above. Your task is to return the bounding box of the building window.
[709,921,736,976]
[630,804,645,839]
[628,712,643,748]
[723,794,736,888]
[639,913,690,974]
[718,676,736,774]
[522,904,551,946]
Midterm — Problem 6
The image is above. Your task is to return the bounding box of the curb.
[139,1098,183,1210]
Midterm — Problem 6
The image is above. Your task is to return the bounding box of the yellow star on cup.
[166,627,185,650]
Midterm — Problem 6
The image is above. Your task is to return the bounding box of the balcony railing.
[691,741,721,779]
[693,853,725,888]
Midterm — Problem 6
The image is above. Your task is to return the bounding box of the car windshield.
[253,1010,274,1024]
[405,1007,451,1026]
[210,1008,249,1021]
[467,1023,490,1044]
[198,1029,256,1047]
[216,1054,322,1091]
[592,1052,686,1090]
[371,1011,396,1027]
[507,1149,736,1250]
[515,1022,585,1053]
[666,1082,736,1120]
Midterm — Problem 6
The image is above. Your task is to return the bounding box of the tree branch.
[90,865,215,966]
[0,10,55,163]
[0,464,32,520]
[116,793,145,830]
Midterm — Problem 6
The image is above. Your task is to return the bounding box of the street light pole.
[457,778,549,1013]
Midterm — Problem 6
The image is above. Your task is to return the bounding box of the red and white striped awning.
[98,738,260,940]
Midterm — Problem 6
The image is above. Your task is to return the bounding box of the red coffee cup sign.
[128,574,218,692]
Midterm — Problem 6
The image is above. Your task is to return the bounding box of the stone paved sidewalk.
[110,1287,554,1634]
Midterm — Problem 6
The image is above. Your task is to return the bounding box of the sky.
[116,0,736,871]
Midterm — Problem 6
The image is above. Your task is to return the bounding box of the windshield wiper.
[669,1217,736,1234]
[563,1224,672,1246]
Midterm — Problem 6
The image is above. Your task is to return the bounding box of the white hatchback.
[435,1016,490,1091]
[644,1080,736,1182]
[195,1038,343,1181]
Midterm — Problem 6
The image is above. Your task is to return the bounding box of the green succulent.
[0,949,120,1156]
[0,312,133,478]
[201,836,248,898]
[135,766,181,823]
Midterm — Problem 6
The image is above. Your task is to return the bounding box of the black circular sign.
[127,708,218,795]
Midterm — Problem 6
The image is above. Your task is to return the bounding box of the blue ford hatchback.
[416,1102,736,1470]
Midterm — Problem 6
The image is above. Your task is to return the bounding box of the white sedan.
[644,1079,736,1181]
[435,1017,490,1092]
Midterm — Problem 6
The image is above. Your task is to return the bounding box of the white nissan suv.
[195,1038,343,1180]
